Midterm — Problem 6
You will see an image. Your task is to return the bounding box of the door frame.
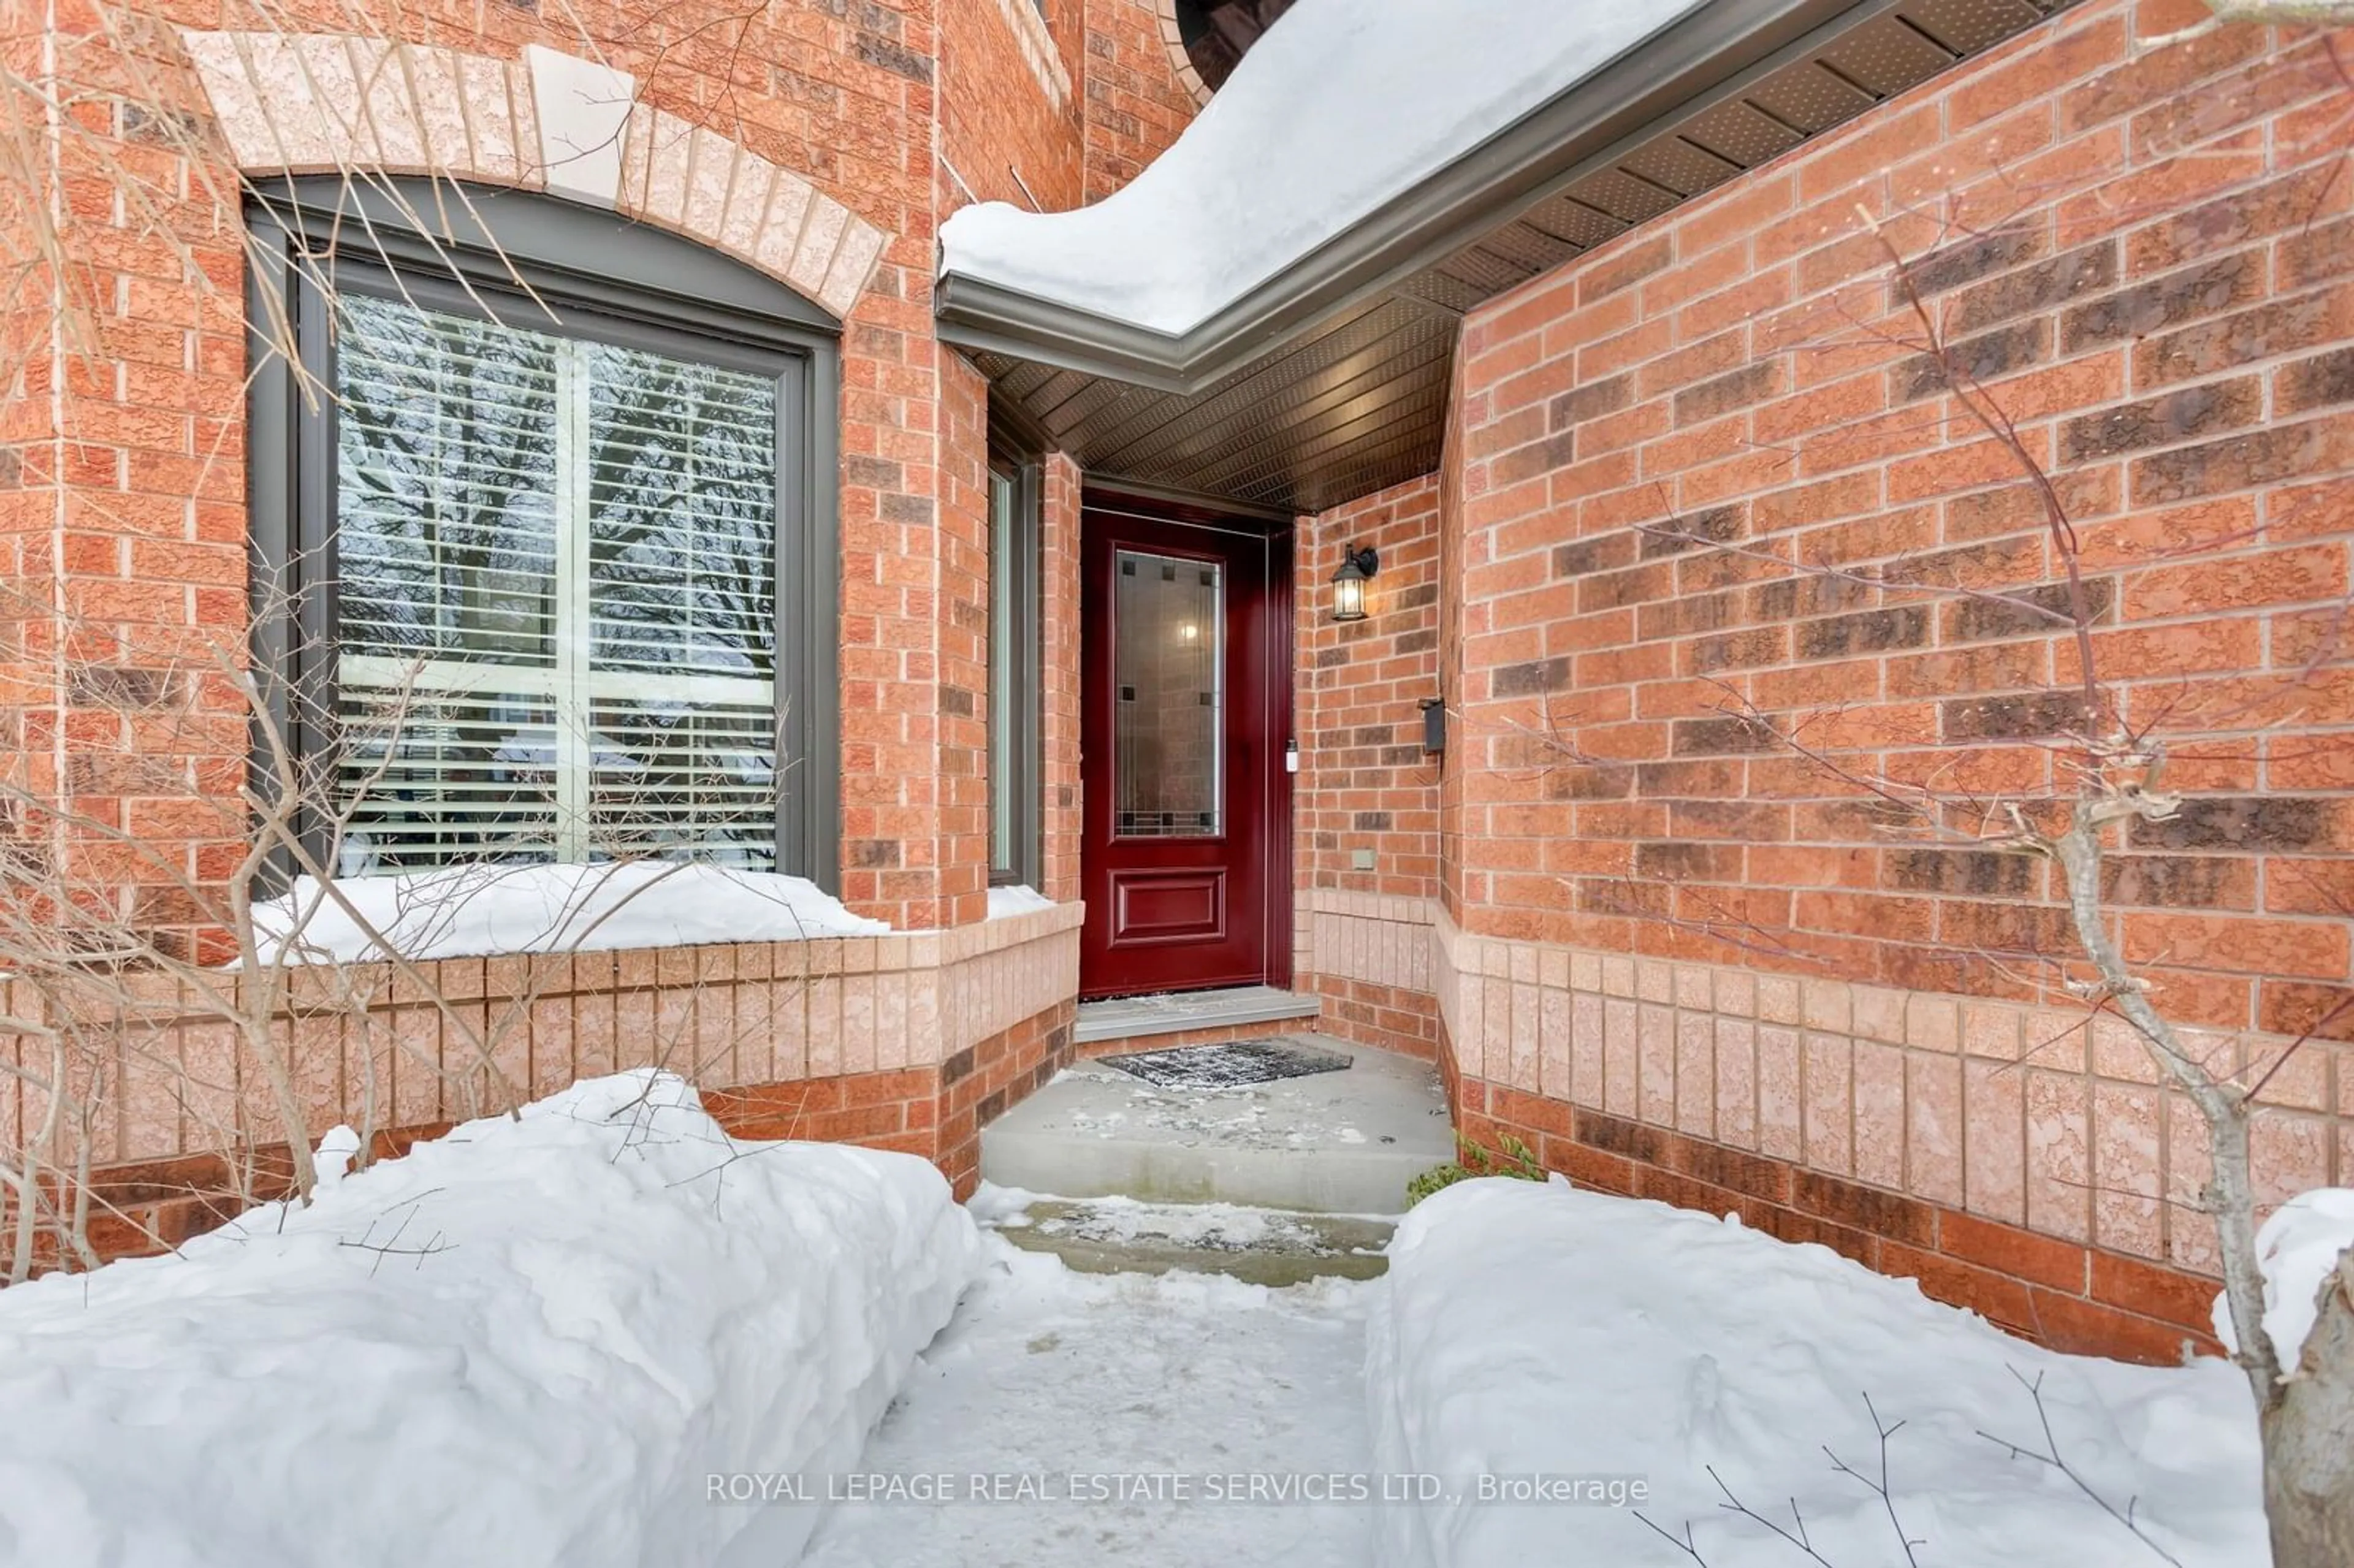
[1078,485,1293,999]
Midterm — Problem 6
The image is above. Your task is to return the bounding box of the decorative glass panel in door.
[1080,513,1276,999]
[1112,549,1223,839]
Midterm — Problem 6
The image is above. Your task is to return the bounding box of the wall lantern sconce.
[1329,545,1378,622]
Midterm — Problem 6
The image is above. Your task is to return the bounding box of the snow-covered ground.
[986,883,1057,918]
[249,860,888,964]
[0,1072,977,1568]
[800,1237,1376,1568]
[796,1179,2273,1568]
[1372,1178,2269,1568]
[2219,1186,2354,1364]
[1,1078,2293,1568]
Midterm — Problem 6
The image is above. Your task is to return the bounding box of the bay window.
[247,180,841,886]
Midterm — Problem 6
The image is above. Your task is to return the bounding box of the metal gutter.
[935,0,1902,392]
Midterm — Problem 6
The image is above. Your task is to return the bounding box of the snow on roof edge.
[937,0,1715,339]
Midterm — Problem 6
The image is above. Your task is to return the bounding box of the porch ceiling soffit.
[943,0,2072,514]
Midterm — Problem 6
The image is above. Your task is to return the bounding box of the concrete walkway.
[799,1235,1376,1568]
[992,1195,1395,1285]
[802,1034,1436,1564]
[980,1035,1453,1214]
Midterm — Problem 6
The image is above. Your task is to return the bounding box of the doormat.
[1100,1037,1352,1090]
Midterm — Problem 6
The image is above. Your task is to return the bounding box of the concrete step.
[979,1034,1453,1215]
[1072,984,1321,1045]
[986,1196,1395,1286]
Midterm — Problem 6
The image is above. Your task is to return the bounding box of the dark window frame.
[986,428,1043,889]
[245,177,844,890]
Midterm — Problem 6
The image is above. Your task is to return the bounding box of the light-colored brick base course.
[4,908,1082,1266]
[1434,908,2351,1279]
[1449,1038,2225,1365]
[36,997,1079,1270]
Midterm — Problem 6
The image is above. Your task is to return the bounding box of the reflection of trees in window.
[335,295,558,665]
[334,686,563,872]
[329,292,782,873]
[587,342,777,682]
[588,698,775,866]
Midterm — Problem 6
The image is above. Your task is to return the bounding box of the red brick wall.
[1080,0,1198,202]
[39,1026,1069,1270]
[1298,474,1444,900]
[3,2,249,957]
[1040,451,1085,901]
[714,995,1078,1200]
[1449,0,2354,1037]
[1297,476,1446,1056]
[931,997,1078,1196]
[1447,1024,2223,1364]
[940,0,1193,216]
[941,0,1084,213]
[5,0,1095,940]
[1312,971,1440,1059]
[36,992,1078,1269]
[1247,0,2354,1361]
[916,350,994,929]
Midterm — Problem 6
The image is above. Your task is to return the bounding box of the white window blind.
[331,292,782,873]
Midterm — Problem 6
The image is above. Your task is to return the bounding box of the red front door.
[1080,503,1289,999]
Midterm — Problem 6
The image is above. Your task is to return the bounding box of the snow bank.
[0,1071,982,1568]
[2215,1186,2354,1368]
[986,883,1056,919]
[1370,1179,2264,1568]
[937,0,1706,335]
[250,860,888,964]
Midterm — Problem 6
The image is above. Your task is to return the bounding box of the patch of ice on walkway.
[802,1238,1376,1568]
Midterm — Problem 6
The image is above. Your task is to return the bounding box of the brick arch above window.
[178,32,891,320]
[1157,1,1305,105]
[1152,1,1213,107]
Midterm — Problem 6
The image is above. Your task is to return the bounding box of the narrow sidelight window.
[986,451,1042,886]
